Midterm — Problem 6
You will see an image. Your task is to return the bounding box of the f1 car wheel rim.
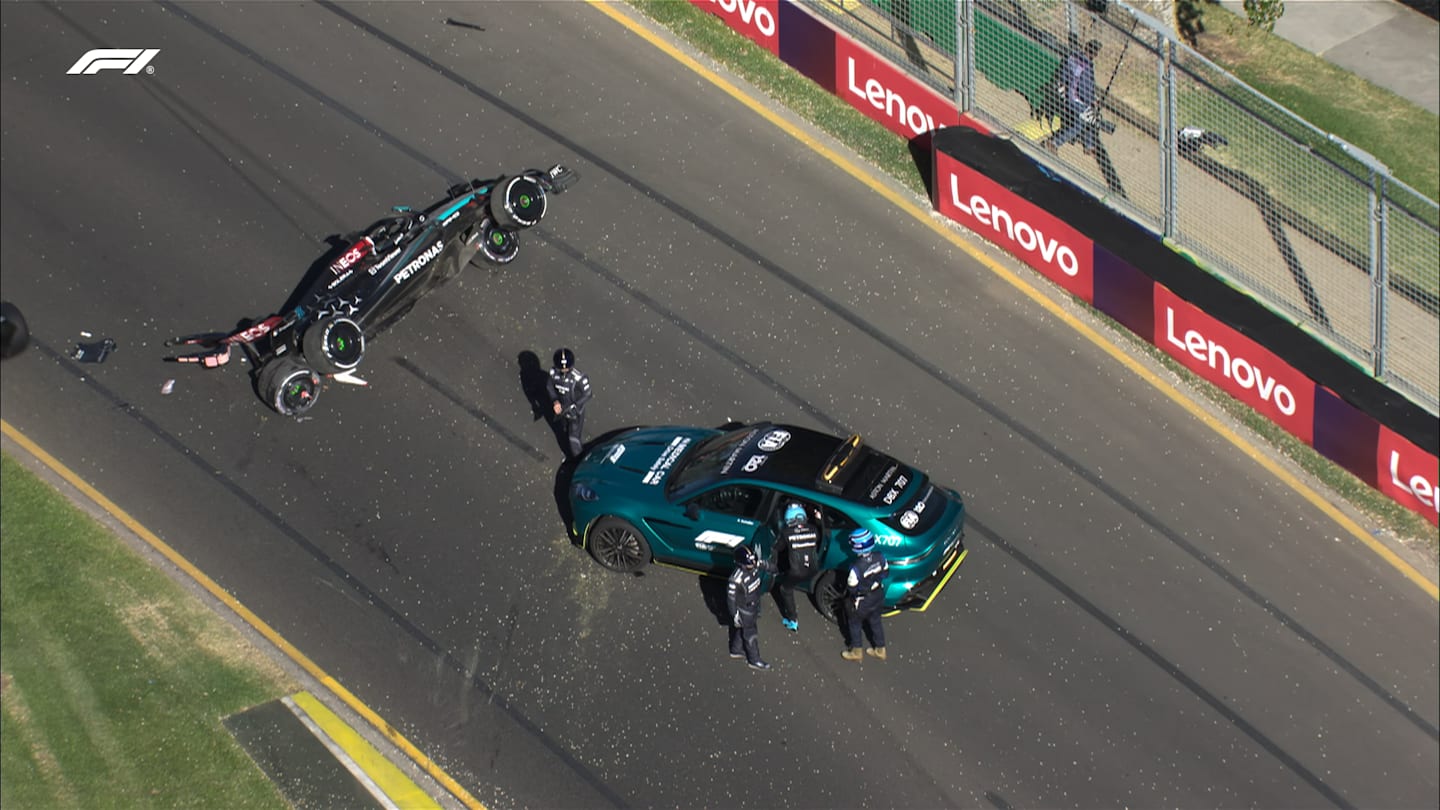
[489,175,547,229]
[591,521,648,573]
[478,219,519,264]
[321,318,364,370]
[275,369,321,416]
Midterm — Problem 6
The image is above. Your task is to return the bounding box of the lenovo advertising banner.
[1154,286,1315,443]
[833,37,960,138]
[688,0,780,55]
[1377,427,1440,526]
[935,150,1095,302]
[689,0,1440,526]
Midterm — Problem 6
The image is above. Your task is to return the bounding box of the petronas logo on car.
[393,241,444,285]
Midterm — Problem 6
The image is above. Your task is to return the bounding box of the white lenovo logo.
[68,49,160,75]
[1164,306,1297,416]
[846,57,938,136]
[1389,451,1437,514]
[950,177,1080,276]
[705,0,776,37]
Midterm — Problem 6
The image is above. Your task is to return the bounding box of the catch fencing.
[808,0,1439,415]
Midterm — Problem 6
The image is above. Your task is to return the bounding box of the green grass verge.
[1195,5,1439,203]
[631,0,928,200]
[624,0,1438,549]
[1190,6,1439,300]
[1,453,295,809]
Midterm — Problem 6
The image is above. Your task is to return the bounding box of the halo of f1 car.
[166,164,579,416]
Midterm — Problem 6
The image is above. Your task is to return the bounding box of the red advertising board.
[689,0,780,55]
[1154,286,1315,443]
[935,150,1094,301]
[1377,427,1440,526]
[833,36,959,139]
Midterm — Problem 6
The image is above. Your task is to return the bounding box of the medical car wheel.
[587,517,651,574]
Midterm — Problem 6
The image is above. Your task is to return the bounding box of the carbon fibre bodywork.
[166,165,578,416]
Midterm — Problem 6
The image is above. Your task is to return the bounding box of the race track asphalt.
[1,2,1436,808]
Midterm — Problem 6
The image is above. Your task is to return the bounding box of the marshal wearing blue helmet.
[773,501,820,632]
[842,528,891,662]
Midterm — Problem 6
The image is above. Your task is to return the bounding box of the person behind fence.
[773,502,820,632]
[727,543,775,671]
[841,528,891,662]
[1043,39,1102,156]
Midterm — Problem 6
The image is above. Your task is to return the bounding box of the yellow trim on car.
[884,546,970,616]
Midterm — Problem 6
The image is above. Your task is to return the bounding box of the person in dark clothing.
[841,528,891,662]
[1043,40,1102,156]
[727,544,775,671]
[547,348,592,459]
[773,502,820,632]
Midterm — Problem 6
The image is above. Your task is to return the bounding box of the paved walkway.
[1221,0,1439,114]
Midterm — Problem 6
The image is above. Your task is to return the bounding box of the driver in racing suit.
[727,544,776,671]
[548,348,592,459]
[773,502,820,632]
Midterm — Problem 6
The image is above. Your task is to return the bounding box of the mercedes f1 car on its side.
[166,164,578,416]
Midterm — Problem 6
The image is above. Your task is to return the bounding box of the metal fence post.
[1372,172,1390,381]
[956,0,975,113]
[1160,34,1177,237]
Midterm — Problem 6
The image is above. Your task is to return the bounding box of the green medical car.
[568,422,968,619]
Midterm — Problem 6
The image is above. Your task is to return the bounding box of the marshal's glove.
[1080,106,1097,123]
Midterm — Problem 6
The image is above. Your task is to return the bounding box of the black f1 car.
[167,164,578,416]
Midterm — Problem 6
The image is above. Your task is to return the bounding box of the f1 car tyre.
[476,218,519,265]
[302,316,365,374]
[1,301,30,360]
[258,356,322,417]
[811,569,845,623]
[488,174,547,230]
[587,517,651,574]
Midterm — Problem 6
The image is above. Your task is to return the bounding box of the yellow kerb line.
[288,691,440,810]
[0,419,489,809]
